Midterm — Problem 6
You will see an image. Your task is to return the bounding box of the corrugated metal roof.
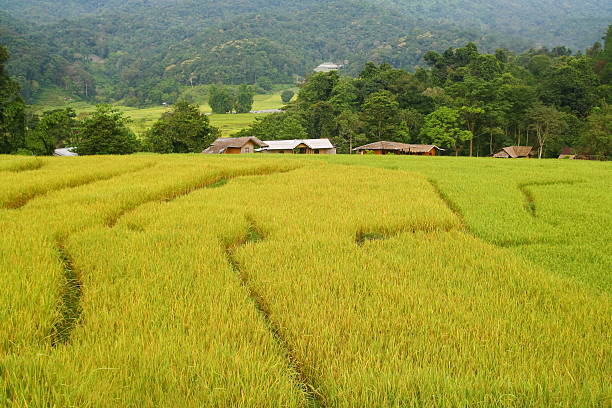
[54,147,78,156]
[261,139,335,150]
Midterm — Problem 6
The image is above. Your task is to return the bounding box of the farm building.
[493,146,534,158]
[353,141,444,156]
[558,147,576,159]
[202,137,267,154]
[53,147,78,157]
[313,62,343,72]
[257,139,336,154]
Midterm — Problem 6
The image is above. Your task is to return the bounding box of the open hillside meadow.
[0,154,610,407]
[32,90,289,136]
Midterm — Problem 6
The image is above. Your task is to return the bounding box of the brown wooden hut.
[493,146,534,158]
[202,137,267,154]
[353,141,443,156]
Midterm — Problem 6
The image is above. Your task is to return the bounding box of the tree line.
[1,25,610,158]
[237,28,612,158]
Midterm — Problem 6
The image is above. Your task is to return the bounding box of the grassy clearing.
[32,91,287,136]
[0,155,610,406]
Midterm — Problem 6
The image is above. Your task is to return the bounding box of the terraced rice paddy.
[0,154,610,407]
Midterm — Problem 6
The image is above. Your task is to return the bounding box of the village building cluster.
[201,137,542,158]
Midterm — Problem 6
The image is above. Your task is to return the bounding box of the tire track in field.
[517,180,581,217]
[225,219,326,408]
[355,224,456,246]
[106,166,297,228]
[427,178,468,229]
[3,162,156,210]
[50,240,83,347]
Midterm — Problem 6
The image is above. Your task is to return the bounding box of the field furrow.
[50,241,83,347]
[226,219,327,407]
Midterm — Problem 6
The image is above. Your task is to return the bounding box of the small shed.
[353,141,443,156]
[53,147,78,157]
[558,147,576,159]
[314,62,343,73]
[493,146,533,158]
[257,139,336,154]
[202,137,267,154]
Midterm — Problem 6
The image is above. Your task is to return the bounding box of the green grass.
[32,89,288,136]
[0,155,610,406]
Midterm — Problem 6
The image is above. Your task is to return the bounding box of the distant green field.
[32,89,290,136]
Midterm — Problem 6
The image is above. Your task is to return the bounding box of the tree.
[234,84,254,113]
[281,90,295,104]
[208,85,234,114]
[256,77,273,92]
[540,57,600,118]
[145,102,219,153]
[297,72,339,107]
[527,105,568,159]
[77,105,139,155]
[360,90,402,142]
[333,111,364,154]
[234,112,307,140]
[581,104,611,159]
[0,45,26,154]
[460,106,485,157]
[421,106,473,156]
[29,108,77,155]
[329,77,359,113]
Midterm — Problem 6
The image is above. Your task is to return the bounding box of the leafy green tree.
[306,101,337,139]
[333,111,366,154]
[297,72,339,107]
[581,104,611,159]
[145,102,219,153]
[28,108,78,155]
[234,112,307,140]
[460,106,485,156]
[360,90,403,142]
[256,77,273,92]
[539,57,601,117]
[527,104,568,158]
[208,86,234,114]
[0,45,26,154]
[329,78,359,113]
[77,105,139,155]
[281,90,295,104]
[234,85,254,113]
[421,106,473,156]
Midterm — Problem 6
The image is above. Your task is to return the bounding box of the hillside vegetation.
[0,0,610,104]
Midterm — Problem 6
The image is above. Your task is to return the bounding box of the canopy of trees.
[238,33,612,158]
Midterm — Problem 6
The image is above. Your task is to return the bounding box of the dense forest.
[237,28,611,158]
[0,0,610,105]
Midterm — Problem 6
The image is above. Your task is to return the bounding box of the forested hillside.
[0,0,610,105]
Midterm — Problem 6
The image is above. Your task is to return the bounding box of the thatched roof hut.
[353,141,443,156]
[493,146,533,158]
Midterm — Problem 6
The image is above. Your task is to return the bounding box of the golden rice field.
[0,154,610,407]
